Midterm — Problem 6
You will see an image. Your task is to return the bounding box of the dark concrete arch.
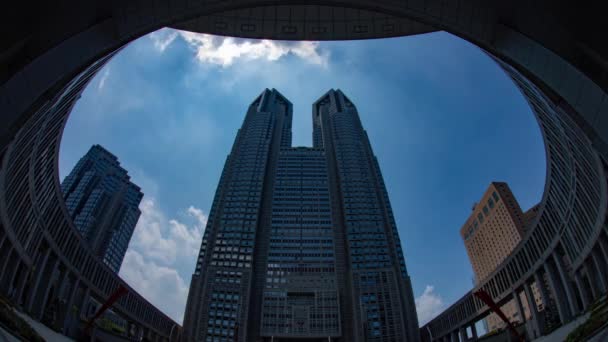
[3,1,608,154]
[1,1,608,341]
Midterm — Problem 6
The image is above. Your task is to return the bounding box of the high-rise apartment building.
[460,182,541,332]
[61,144,142,273]
[183,89,419,342]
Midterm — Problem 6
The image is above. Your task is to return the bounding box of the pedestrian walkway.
[0,325,20,342]
[13,311,73,342]
[532,313,590,342]
[588,325,608,342]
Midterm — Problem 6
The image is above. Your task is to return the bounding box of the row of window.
[464,191,501,240]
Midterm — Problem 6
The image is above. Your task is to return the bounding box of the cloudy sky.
[59,28,546,326]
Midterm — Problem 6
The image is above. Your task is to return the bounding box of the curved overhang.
[171,5,439,40]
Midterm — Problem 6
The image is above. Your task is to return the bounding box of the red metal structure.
[474,290,525,341]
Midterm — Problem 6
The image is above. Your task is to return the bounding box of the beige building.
[461,182,527,281]
[460,182,541,332]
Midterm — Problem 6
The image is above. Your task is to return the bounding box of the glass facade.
[314,90,418,341]
[261,147,340,337]
[61,145,142,273]
[184,89,418,342]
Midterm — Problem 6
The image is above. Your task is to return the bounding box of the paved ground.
[0,326,20,342]
[532,313,590,342]
[13,311,73,342]
[587,324,608,342]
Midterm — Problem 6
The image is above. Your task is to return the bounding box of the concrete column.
[62,278,80,335]
[543,262,571,323]
[169,324,178,342]
[583,263,599,300]
[35,256,60,320]
[597,240,608,290]
[471,324,478,340]
[56,268,70,302]
[552,252,580,316]
[513,290,525,325]
[6,259,23,299]
[0,243,13,281]
[524,281,543,338]
[44,266,68,331]
[459,327,467,341]
[0,247,21,294]
[14,266,29,307]
[451,330,458,342]
[574,272,591,310]
[598,236,608,267]
[79,287,91,320]
[26,247,51,312]
[0,234,5,256]
[590,248,607,293]
[146,328,153,342]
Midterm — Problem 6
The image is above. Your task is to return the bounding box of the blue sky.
[59,28,546,325]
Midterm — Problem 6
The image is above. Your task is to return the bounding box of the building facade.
[460,182,542,332]
[0,51,179,341]
[61,144,142,273]
[461,182,528,282]
[183,89,419,342]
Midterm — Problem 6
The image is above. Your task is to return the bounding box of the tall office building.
[183,89,419,342]
[461,182,528,282]
[61,144,143,273]
[460,182,541,331]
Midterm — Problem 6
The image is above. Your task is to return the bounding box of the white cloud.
[150,28,329,67]
[187,205,207,226]
[149,29,179,52]
[98,68,110,91]
[129,198,205,264]
[415,285,445,325]
[119,250,189,323]
[119,198,207,323]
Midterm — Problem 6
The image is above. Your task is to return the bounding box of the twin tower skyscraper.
[183,89,419,342]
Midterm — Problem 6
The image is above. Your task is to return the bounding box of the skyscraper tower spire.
[61,144,143,273]
[183,89,419,342]
[313,89,419,341]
